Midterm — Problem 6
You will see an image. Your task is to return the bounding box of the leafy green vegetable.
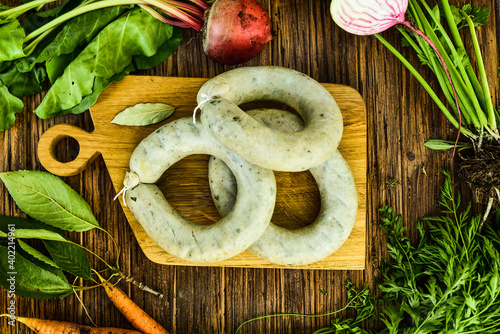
[33,6,132,69]
[17,239,59,269]
[0,80,24,131]
[34,8,175,119]
[111,103,176,126]
[43,240,91,279]
[0,20,25,62]
[0,61,47,96]
[0,243,73,299]
[60,63,135,115]
[313,170,500,333]
[45,48,80,83]
[0,215,60,233]
[133,26,182,70]
[0,214,91,278]
[0,170,100,232]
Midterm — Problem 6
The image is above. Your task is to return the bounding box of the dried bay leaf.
[111,103,176,126]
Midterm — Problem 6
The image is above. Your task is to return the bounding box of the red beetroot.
[202,0,273,65]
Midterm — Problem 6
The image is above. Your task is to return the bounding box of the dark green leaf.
[60,64,135,116]
[0,20,25,62]
[34,6,133,68]
[424,139,471,150]
[17,239,59,269]
[0,61,47,97]
[0,170,100,232]
[34,8,176,119]
[43,240,91,279]
[0,215,61,234]
[46,48,80,84]
[133,25,180,70]
[0,80,24,131]
[0,243,72,299]
[462,5,490,27]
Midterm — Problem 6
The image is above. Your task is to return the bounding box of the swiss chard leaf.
[34,6,133,69]
[0,80,24,131]
[61,63,135,116]
[0,20,25,62]
[46,48,80,83]
[43,240,91,279]
[34,8,175,119]
[0,170,100,232]
[0,61,47,97]
[133,25,181,70]
[0,243,73,299]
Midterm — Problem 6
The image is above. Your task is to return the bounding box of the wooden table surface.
[1,0,499,333]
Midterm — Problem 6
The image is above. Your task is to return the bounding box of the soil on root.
[459,143,500,207]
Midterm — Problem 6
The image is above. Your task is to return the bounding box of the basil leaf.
[43,240,91,279]
[0,20,26,62]
[0,170,100,232]
[0,61,47,97]
[34,8,176,119]
[18,240,59,269]
[111,103,176,126]
[0,215,61,234]
[0,244,73,299]
[0,80,24,131]
[10,229,68,242]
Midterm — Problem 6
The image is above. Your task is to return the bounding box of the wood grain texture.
[0,0,499,333]
[36,76,367,270]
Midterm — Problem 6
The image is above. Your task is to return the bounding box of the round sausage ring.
[123,117,277,263]
[208,109,357,265]
[197,66,344,172]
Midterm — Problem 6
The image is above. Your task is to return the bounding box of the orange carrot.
[97,275,169,334]
[0,314,142,333]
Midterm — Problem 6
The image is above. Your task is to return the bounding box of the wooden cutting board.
[37,75,367,270]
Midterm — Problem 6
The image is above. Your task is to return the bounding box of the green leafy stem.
[374,0,499,144]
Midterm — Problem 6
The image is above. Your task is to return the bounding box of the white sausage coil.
[197,66,344,172]
[124,117,276,263]
[121,66,356,265]
[208,109,357,265]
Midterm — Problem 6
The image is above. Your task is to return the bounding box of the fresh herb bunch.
[315,170,500,333]
[373,0,500,213]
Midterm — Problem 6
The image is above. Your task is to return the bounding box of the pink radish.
[202,0,273,65]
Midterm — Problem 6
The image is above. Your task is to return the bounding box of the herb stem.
[460,9,498,138]
[0,0,58,18]
[234,288,367,333]
[374,33,476,140]
[440,0,486,109]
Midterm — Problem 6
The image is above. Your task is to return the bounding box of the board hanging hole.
[52,136,80,163]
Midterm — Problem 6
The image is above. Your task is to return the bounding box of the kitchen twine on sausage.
[114,171,140,207]
[192,83,231,123]
[192,93,214,123]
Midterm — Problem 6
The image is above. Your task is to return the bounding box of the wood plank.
[36,75,367,270]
